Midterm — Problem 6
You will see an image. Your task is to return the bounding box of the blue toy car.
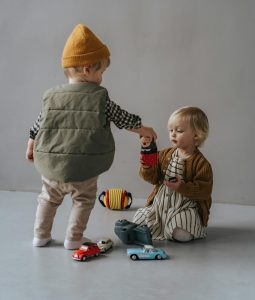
[127,245,168,260]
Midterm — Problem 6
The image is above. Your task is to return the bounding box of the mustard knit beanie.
[61,24,110,68]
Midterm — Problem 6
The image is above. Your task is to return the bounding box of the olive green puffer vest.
[33,82,115,182]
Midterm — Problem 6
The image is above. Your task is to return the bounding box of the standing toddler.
[26,24,157,249]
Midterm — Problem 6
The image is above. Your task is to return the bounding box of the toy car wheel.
[130,254,139,261]
[155,254,162,260]
[95,253,99,257]
[82,256,87,261]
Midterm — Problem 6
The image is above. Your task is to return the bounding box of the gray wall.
[1,0,255,205]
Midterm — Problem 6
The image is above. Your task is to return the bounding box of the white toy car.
[97,238,113,253]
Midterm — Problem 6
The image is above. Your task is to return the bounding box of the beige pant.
[34,176,98,242]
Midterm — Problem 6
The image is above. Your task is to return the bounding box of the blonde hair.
[63,58,110,80]
[168,106,209,147]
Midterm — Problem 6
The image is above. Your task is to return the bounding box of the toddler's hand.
[26,138,34,162]
[164,176,181,190]
[130,125,157,143]
[26,149,34,162]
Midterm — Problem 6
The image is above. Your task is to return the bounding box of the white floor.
[0,191,254,300]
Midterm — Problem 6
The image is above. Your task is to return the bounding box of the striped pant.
[133,150,206,240]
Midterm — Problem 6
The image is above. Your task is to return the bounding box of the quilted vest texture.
[33,82,115,182]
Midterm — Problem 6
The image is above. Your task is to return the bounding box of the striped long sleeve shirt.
[29,98,142,139]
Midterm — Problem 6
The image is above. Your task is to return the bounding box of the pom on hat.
[62,24,110,68]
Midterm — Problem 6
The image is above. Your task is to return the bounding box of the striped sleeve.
[105,98,142,129]
[29,112,42,139]
[29,98,142,139]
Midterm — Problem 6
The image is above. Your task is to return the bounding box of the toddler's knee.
[172,227,193,242]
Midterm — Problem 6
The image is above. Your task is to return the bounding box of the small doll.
[140,136,158,167]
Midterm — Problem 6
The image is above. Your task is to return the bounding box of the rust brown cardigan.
[140,147,213,227]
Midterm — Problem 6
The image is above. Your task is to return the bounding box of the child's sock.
[64,237,92,250]
[172,227,193,242]
[33,236,52,247]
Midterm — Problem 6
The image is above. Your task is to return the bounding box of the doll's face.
[140,136,151,147]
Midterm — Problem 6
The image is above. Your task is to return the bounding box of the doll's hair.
[63,58,110,80]
[168,106,209,147]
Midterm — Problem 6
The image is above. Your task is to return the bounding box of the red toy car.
[72,243,101,261]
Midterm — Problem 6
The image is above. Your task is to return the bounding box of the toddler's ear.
[83,65,92,74]
[194,133,199,145]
